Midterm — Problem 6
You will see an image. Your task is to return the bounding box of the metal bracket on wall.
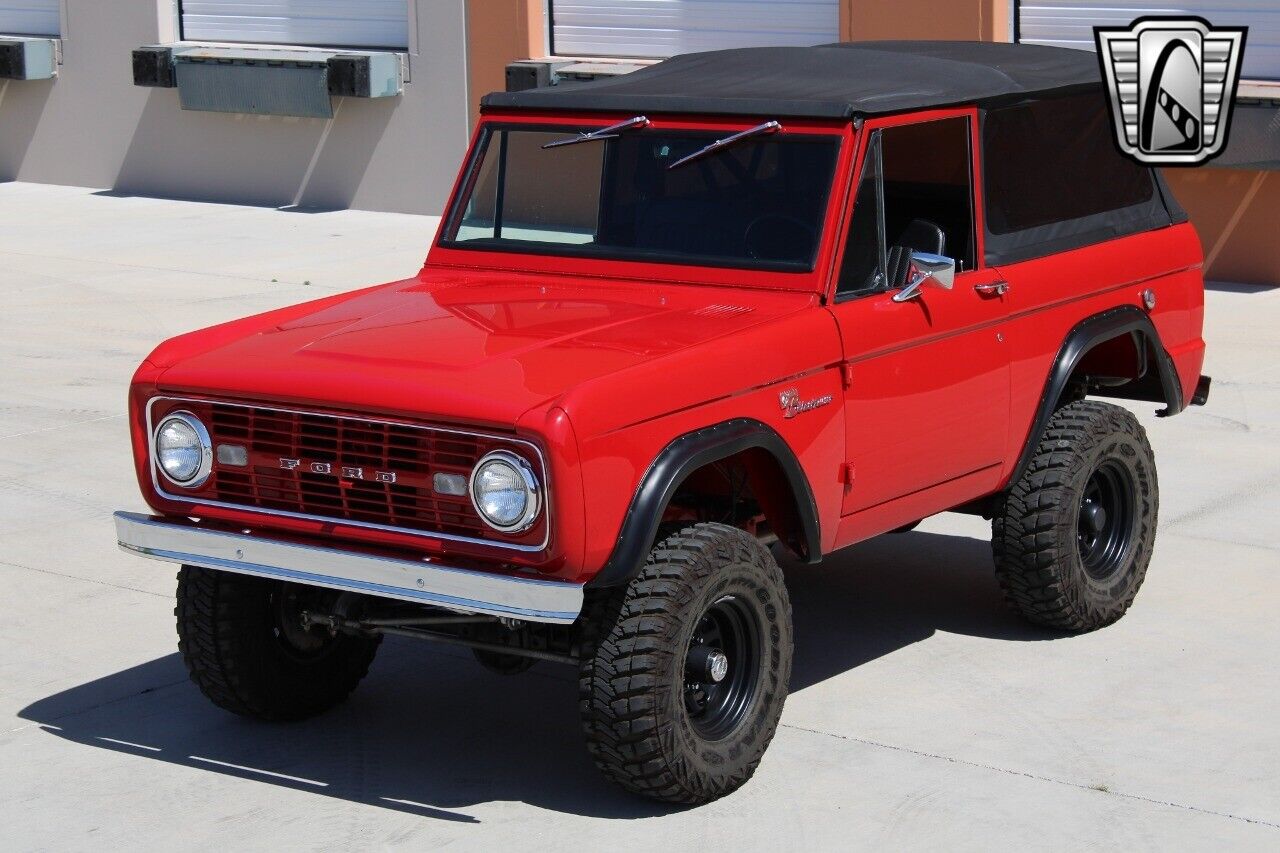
[131,44,406,119]
[504,59,649,92]
[0,37,59,81]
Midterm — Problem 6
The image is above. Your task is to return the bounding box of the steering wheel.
[744,214,817,262]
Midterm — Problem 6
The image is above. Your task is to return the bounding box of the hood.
[152,269,817,427]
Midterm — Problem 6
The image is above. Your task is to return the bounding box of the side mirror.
[891,252,956,303]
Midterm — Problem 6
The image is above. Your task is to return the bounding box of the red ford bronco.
[116,42,1210,804]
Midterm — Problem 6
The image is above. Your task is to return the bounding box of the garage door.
[551,0,839,59]
[1018,1,1279,80]
[181,1,409,50]
[0,0,60,36]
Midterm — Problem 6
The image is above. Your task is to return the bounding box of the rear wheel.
[993,400,1158,631]
[579,523,792,804]
[176,566,380,721]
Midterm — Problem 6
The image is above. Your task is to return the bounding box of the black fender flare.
[589,418,822,588]
[1008,305,1183,486]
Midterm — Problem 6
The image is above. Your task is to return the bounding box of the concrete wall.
[0,1,471,214]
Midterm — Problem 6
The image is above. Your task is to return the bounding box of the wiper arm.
[542,115,650,149]
[667,120,783,170]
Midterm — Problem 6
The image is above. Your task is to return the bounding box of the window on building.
[550,0,838,59]
[180,0,409,51]
[1017,1,1278,81]
[0,0,60,37]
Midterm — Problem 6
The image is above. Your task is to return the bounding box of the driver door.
[828,111,1011,522]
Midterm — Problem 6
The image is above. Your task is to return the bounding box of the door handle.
[974,281,1009,296]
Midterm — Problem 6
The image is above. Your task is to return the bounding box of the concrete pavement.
[1,182,1277,850]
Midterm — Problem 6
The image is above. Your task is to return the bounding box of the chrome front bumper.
[113,512,584,624]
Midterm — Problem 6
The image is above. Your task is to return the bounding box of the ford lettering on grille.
[279,457,397,484]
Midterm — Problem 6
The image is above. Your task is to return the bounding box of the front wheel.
[578,523,792,804]
[176,566,380,721]
[993,400,1158,631]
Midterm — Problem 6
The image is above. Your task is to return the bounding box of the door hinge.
[841,362,855,389]
[842,462,856,485]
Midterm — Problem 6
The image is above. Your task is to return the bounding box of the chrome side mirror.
[892,252,956,303]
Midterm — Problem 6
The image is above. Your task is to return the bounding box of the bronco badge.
[779,388,833,419]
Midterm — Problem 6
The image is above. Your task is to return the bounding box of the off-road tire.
[993,400,1158,632]
[578,523,792,804]
[176,566,380,721]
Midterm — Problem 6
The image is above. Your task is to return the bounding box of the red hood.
[150,269,816,427]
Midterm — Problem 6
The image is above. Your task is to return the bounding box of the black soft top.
[482,41,1103,119]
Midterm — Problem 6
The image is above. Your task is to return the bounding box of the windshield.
[440,124,841,271]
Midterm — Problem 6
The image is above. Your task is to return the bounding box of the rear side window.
[982,92,1169,264]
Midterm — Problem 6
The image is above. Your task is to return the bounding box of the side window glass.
[879,116,976,280]
[836,132,886,297]
[983,94,1154,234]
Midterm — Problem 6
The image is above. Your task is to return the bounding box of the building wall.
[0,1,471,214]
[1165,169,1279,286]
[1,1,1274,285]
[465,0,544,126]
[841,0,1009,42]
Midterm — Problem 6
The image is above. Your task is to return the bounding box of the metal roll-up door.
[1018,1,1279,80]
[551,0,839,59]
[0,0,60,36]
[181,1,409,50]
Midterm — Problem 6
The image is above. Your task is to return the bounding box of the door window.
[835,132,885,297]
[836,116,976,298]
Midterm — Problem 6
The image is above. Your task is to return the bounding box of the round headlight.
[154,411,213,487]
[469,450,541,533]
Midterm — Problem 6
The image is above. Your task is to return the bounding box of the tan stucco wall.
[0,1,472,215]
[465,0,544,124]
[841,0,1008,42]
[1165,169,1280,286]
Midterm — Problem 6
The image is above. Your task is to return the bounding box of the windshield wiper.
[542,115,650,149]
[667,120,783,170]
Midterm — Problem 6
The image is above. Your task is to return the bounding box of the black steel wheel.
[579,523,792,804]
[683,595,762,740]
[994,400,1158,632]
[176,567,380,721]
[1076,459,1137,580]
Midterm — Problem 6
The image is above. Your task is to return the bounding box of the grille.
[156,400,544,546]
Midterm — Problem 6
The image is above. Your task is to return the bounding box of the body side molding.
[591,418,822,588]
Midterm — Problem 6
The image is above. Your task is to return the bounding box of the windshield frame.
[430,112,853,291]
